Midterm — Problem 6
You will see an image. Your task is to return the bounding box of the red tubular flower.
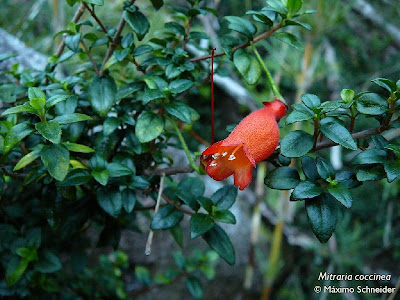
[201,99,287,190]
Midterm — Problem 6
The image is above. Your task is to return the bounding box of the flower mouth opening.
[201,143,255,190]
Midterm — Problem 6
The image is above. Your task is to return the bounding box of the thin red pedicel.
[211,48,216,144]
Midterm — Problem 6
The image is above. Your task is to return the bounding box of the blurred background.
[1,0,400,299]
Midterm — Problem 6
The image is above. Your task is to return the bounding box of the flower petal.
[234,164,253,190]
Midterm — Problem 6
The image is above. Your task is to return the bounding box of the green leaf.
[286,0,303,14]
[6,258,29,287]
[165,101,197,124]
[224,16,257,38]
[213,209,236,224]
[284,19,311,30]
[170,225,184,248]
[97,188,122,218]
[1,104,37,117]
[327,184,353,208]
[356,93,388,115]
[384,160,400,183]
[266,0,288,15]
[28,87,46,101]
[63,142,94,153]
[291,180,322,200]
[58,169,92,187]
[165,22,186,35]
[34,250,62,273]
[372,135,389,150]
[265,166,300,189]
[36,121,62,144]
[371,78,396,93]
[135,266,151,286]
[203,225,235,265]
[132,45,153,57]
[124,11,150,41]
[103,117,121,135]
[3,123,35,154]
[122,189,136,213]
[233,49,261,85]
[340,89,355,102]
[285,104,313,124]
[150,0,163,10]
[301,156,319,180]
[273,32,304,52]
[301,94,321,109]
[88,75,117,117]
[14,147,42,171]
[65,33,82,52]
[53,113,92,124]
[151,205,184,230]
[40,144,70,181]
[107,162,133,177]
[0,52,16,62]
[92,170,109,186]
[335,171,361,189]
[305,193,337,243]
[320,118,357,150]
[168,79,194,94]
[190,213,215,239]
[46,94,69,109]
[197,197,214,213]
[177,177,205,211]
[316,157,335,180]
[211,185,237,209]
[116,82,143,100]
[356,165,385,181]
[280,130,314,158]
[135,111,164,143]
[142,88,165,104]
[83,0,104,5]
[186,277,203,299]
[352,149,387,165]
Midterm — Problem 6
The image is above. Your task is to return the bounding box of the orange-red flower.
[201,99,287,190]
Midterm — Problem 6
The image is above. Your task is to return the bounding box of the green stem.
[166,116,201,174]
[250,42,284,102]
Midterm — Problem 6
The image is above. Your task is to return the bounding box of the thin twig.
[188,23,283,62]
[82,2,113,44]
[99,0,133,75]
[161,193,195,216]
[145,164,194,176]
[145,173,165,255]
[81,40,99,74]
[55,3,86,57]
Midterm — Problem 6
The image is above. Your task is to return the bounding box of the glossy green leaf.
[291,180,322,200]
[124,11,150,41]
[53,113,92,125]
[273,32,304,52]
[122,189,136,213]
[190,213,214,239]
[356,93,388,115]
[301,94,320,109]
[34,250,62,273]
[203,225,235,265]
[352,149,387,165]
[305,193,337,243]
[233,49,261,85]
[213,209,236,224]
[280,130,313,157]
[316,157,335,180]
[135,111,164,143]
[224,16,257,38]
[63,142,94,153]
[320,118,357,150]
[327,184,353,208]
[3,123,35,154]
[211,185,237,209]
[186,277,203,299]
[36,121,61,144]
[88,75,117,117]
[1,104,37,117]
[151,205,184,230]
[58,169,92,187]
[301,156,319,180]
[40,144,70,181]
[97,189,122,218]
[265,166,300,189]
[168,79,194,94]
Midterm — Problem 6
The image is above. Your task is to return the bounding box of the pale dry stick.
[145,173,165,255]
